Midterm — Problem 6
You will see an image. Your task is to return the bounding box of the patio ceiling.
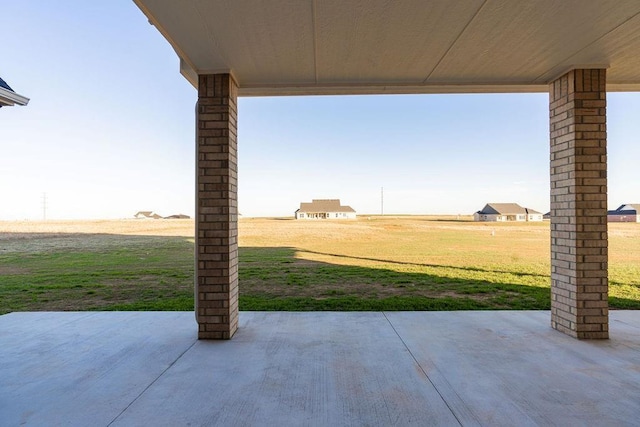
[133,0,640,96]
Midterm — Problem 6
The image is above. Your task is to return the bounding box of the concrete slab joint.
[549,69,609,339]
[195,73,239,339]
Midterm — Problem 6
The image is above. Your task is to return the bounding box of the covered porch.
[2,310,640,425]
[132,0,640,340]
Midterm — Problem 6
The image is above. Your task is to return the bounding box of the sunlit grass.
[1,217,639,313]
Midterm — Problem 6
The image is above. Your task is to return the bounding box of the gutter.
[0,86,30,106]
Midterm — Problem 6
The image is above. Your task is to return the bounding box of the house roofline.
[0,87,29,107]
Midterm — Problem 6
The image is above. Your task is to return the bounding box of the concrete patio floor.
[1,311,639,426]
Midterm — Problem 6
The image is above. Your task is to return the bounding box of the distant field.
[1,216,639,313]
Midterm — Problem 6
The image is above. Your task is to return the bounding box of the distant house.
[474,203,543,222]
[607,204,640,222]
[134,211,162,219]
[164,214,191,219]
[295,199,356,220]
[0,77,29,108]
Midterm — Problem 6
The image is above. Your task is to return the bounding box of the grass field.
[1,216,639,313]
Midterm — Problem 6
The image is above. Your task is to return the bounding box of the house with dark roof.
[0,77,29,108]
[474,203,543,222]
[295,199,356,220]
[607,204,640,222]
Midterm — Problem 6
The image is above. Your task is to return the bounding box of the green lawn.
[1,217,639,313]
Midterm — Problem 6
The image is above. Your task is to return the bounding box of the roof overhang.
[133,0,640,96]
[0,87,29,107]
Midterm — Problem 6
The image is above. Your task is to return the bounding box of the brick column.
[549,69,608,339]
[196,74,239,339]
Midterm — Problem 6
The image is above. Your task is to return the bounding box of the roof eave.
[166,76,640,97]
[0,87,29,106]
[237,83,550,97]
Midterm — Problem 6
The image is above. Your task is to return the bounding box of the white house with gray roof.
[474,203,543,222]
[295,199,356,220]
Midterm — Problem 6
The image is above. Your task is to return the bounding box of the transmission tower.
[42,193,47,221]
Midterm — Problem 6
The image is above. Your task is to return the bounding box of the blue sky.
[2,1,640,220]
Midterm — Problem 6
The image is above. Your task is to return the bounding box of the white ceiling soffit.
[0,87,30,107]
[133,0,640,96]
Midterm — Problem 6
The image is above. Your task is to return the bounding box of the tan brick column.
[549,69,608,339]
[195,74,239,339]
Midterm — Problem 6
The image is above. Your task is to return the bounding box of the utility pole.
[42,192,47,221]
[381,187,384,216]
